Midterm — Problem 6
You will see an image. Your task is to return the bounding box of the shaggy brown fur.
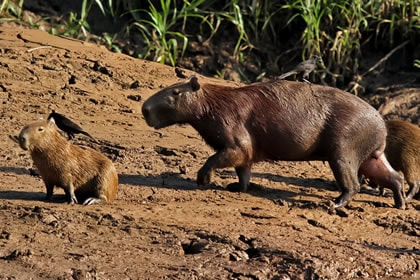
[142,76,405,209]
[381,120,419,200]
[18,118,118,205]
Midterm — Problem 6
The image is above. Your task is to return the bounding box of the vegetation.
[0,0,419,90]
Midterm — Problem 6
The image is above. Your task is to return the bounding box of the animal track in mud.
[373,215,420,236]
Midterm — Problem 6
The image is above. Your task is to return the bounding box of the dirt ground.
[0,27,419,280]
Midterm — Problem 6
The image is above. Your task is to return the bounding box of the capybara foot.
[68,195,78,205]
[83,197,105,205]
[394,197,405,210]
[333,193,351,209]
[197,168,212,186]
[406,182,419,201]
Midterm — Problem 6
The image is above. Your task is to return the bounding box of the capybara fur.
[18,118,118,205]
[376,120,419,200]
[142,76,405,209]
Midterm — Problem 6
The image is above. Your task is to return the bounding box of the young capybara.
[142,76,405,209]
[18,118,118,205]
[380,120,419,200]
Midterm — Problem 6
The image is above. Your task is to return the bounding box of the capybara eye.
[173,89,180,95]
[38,127,44,132]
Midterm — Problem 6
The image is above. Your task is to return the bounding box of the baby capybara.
[382,120,419,200]
[18,118,118,205]
[142,76,405,209]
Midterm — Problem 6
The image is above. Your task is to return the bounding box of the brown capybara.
[377,120,419,200]
[142,76,405,209]
[18,118,118,205]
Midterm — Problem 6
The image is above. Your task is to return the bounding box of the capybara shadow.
[142,76,405,209]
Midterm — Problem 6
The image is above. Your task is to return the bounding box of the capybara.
[18,118,118,205]
[142,76,405,209]
[379,120,419,200]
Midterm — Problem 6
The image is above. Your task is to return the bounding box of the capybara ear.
[189,75,200,91]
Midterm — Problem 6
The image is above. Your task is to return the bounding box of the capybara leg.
[359,154,405,209]
[227,166,251,192]
[236,165,251,192]
[378,186,386,196]
[362,177,386,196]
[64,183,79,205]
[197,163,213,186]
[45,183,54,201]
[197,149,248,186]
[83,197,106,205]
[329,159,360,208]
[406,181,419,201]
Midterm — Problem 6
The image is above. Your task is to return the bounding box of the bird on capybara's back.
[17,118,118,205]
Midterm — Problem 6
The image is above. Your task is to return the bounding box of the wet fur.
[142,77,405,209]
[18,119,118,205]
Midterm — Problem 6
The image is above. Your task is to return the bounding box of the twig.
[361,40,409,77]
[27,46,53,53]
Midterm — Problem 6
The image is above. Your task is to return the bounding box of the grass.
[0,0,418,88]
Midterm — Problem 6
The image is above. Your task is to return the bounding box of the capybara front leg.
[64,183,79,205]
[406,181,419,201]
[197,157,216,186]
[359,154,405,209]
[329,159,360,208]
[227,166,252,193]
[197,148,249,187]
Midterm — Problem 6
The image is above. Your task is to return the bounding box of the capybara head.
[142,75,201,129]
[18,118,61,151]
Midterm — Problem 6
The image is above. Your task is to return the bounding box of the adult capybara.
[18,118,118,205]
[381,120,419,200]
[142,76,405,209]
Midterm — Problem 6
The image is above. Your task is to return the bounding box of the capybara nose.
[18,134,25,144]
[18,133,28,150]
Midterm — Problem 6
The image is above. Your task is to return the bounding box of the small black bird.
[175,67,188,79]
[277,55,322,82]
[48,110,98,143]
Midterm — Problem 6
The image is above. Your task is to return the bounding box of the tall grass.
[1,0,418,87]
[51,0,106,37]
[128,0,212,66]
[0,0,24,20]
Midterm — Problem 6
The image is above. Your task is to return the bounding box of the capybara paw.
[226,183,242,192]
[394,200,406,210]
[69,196,79,205]
[333,198,349,209]
[197,169,211,186]
[83,197,103,205]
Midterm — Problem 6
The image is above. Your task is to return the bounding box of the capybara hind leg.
[406,181,419,201]
[359,154,405,209]
[227,165,251,192]
[329,159,360,208]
